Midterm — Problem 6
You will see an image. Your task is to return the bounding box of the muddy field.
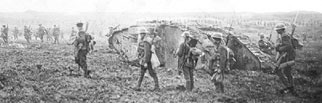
[0,38,321,103]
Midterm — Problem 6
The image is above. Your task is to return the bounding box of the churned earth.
[0,39,321,103]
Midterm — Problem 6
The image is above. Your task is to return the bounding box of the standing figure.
[1,25,9,43]
[133,28,160,91]
[177,32,203,91]
[37,24,46,42]
[74,22,93,78]
[53,25,60,44]
[206,33,235,93]
[13,27,19,40]
[24,26,32,43]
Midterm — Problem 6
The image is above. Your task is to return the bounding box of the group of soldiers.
[128,22,298,95]
[0,24,62,44]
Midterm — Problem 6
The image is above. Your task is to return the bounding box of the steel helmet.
[181,31,191,37]
[210,33,222,39]
[274,23,286,31]
[138,28,148,34]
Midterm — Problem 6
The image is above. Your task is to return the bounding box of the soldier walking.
[1,25,9,43]
[74,22,93,78]
[133,28,160,91]
[53,25,60,44]
[274,23,297,95]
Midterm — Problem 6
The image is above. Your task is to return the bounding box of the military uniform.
[53,26,60,44]
[1,26,9,43]
[205,33,235,93]
[24,26,31,43]
[177,36,201,91]
[74,28,92,78]
[13,27,19,40]
[134,28,160,91]
[274,23,296,95]
[37,25,46,42]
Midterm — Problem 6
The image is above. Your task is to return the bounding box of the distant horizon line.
[0,10,320,14]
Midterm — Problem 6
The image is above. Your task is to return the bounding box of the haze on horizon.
[0,0,321,13]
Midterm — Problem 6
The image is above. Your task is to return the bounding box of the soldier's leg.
[147,62,160,90]
[276,65,288,86]
[79,50,89,78]
[134,65,147,91]
[189,67,194,90]
[183,66,192,91]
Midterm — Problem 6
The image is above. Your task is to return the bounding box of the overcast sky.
[0,0,321,13]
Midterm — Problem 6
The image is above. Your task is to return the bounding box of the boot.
[84,70,91,78]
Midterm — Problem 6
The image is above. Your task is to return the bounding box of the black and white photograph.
[0,0,321,102]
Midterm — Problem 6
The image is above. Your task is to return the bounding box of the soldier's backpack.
[290,36,303,49]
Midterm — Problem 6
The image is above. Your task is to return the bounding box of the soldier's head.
[72,27,74,30]
[53,25,57,27]
[39,24,42,26]
[2,25,6,28]
[211,33,222,45]
[138,28,148,40]
[275,23,286,34]
[181,31,192,42]
[76,22,83,30]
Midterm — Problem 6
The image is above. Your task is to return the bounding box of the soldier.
[74,22,93,78]
[176,31,191,75]
[274,23,297,95]
[107,25,119,50]
[258,34,273,54]
[37,24,46,42]
[133,28,160,91]
[13,27,19,40]
[205,33,235,93]
[1,25,9,43]
[53,25,60,44]
[68,27,77,44]
[46,28,53,41]
[24,26,31,43]
[177,32,203,91]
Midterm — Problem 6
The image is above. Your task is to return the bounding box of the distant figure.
[53,25,60,44]
[258,34,273,55]
[107,25,119,49]
[37,24,46,42]
[1,25,9,43]
[12,27,19,40]
[46,28,53,41]
[24,26,32,43]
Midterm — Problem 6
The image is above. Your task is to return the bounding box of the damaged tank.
[109,20,275,71]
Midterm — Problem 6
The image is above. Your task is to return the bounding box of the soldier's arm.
[276,36,293,52]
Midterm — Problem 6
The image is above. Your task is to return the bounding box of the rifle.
[113,24,120,30]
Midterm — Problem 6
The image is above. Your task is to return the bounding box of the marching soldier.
[37,24,46,42]
[1,25,9,43]
[274,23,297,95]
[177,32,203,91]
[13,27,19,40]
[53,25,60,44]
[74,22,93,78]
[24,26,31,43]
[133,28,160,91]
